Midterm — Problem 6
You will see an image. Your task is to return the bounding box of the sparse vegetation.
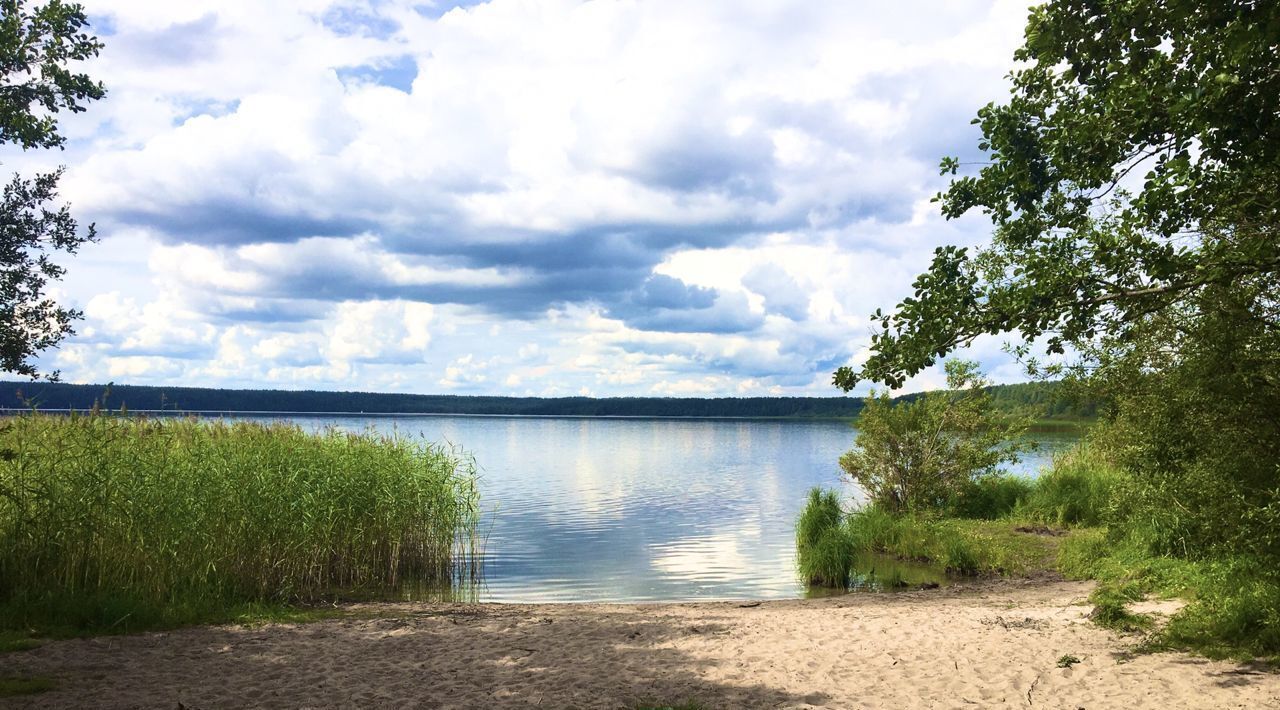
[0,676,55,698]
[803,424,1280,661]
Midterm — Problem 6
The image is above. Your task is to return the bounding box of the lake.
[250,415,1078,603]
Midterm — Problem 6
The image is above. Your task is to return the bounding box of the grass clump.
[796,489,851,587]
[0,630,42,653]
[0,412,481,634]
[1061,528,1280,660]
[1087,582,1153,633]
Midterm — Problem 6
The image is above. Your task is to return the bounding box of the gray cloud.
[631,274,716,310]
[614,288,762,335]
[743,264,809,320]
[116,14,222,65]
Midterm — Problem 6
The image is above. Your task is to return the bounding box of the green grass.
[947,474,1034,520]
[799,441,1280,660]
[1059,529,1280,660]
[796,489,851,587]
[798,489,1065,589]
[0,631,41,653]
[0,676,55,697]
[0,412,481,635]
[845,509,1062,576]
[1019,445,1124,527]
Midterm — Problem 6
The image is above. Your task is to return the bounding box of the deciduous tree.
[835,0,1279,390]
[0,0,103,378]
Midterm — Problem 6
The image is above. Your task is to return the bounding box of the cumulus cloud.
[26,0,1036,395]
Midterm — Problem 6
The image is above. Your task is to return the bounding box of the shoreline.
[3,578,1275,709]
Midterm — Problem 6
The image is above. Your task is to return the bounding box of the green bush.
[840,361,1031,514]
[0,413,481,632]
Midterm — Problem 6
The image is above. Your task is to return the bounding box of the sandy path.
[1,579,1275,709]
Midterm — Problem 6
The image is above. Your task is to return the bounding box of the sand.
[1,579,1276,709]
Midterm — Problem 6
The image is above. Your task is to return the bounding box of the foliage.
[0,411,480,633]
[0,0,104,379]
[835,0,1280,390]
[1082,283,1280,565]
[839,360,1030,514]
[1087,581,1153,633]
[983,380,1099,420]
[798,497,1066,588]
[1,0,104,150]
[1060,527,1280,659]
[1051,448,1280,659]
[1,169,94,378]
[844,511,1061,578]
[821,0,1280,660]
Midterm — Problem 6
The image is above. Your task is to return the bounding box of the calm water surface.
[257,415,1077,603]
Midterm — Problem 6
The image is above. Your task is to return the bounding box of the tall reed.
[0,412,481,630]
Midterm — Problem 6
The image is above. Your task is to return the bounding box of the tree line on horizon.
[0,378,1095,420]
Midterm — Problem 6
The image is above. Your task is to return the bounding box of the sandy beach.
[1,579,1275,709]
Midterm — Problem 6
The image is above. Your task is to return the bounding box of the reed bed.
[0,412,480,631]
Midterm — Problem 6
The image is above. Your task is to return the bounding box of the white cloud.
[22,0,1038,395]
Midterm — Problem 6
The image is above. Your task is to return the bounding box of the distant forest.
[0,379,1097,420]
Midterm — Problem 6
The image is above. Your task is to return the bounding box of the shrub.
[840,360,1031,514]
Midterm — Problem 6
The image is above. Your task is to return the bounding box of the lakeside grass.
[798,443,1280,661]
[0,412,481,636]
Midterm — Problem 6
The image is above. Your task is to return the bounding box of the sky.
[6,0,1040,397]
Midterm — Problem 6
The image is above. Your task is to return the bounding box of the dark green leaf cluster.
[839,0,1280,389]
[0,168,91,377]
[1089,280,1280,566]
[0,1,103,379]
[0,0,104,150]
